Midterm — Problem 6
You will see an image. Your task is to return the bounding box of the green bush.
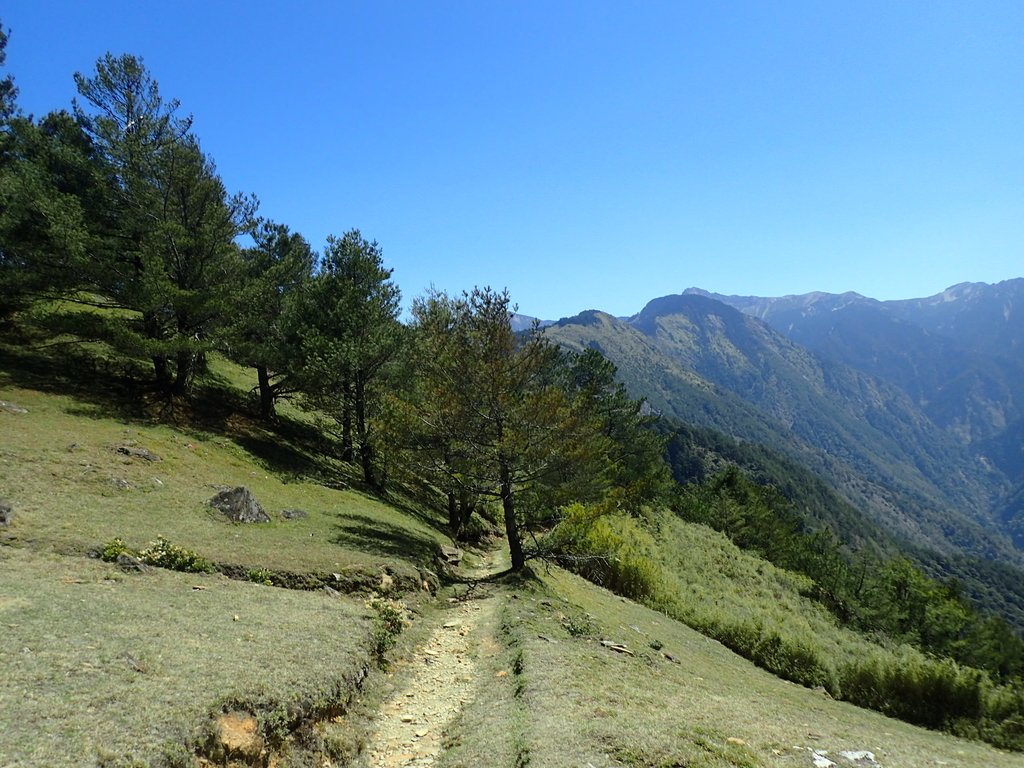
[712,620,836,692]
[99,537,133,562]
[839,652,987,730]
[549,503,665,603]
[365,596,410,665]
[246,568,275,586]
[138,536,215,573]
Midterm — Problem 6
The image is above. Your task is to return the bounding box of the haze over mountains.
[542,279,1024,620]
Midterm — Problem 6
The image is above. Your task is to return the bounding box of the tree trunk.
[355,376,377,489]
[256,364,275,419]
[341,379,354,463]
[447,489,460,535]
[171,349,192,396]
[500,464,525,570]
[153,355,171,389]
[458,489,475,529]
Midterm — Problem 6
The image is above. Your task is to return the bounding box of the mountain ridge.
[543,279,1024,622]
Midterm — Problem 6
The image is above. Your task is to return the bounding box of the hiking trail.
[362,547,508,767]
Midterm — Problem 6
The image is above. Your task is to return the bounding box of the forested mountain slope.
[689,281,1024,447]
[545,295,1014,563]
[689,280,1024,545]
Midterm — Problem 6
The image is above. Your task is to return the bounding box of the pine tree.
[295,230,402,488]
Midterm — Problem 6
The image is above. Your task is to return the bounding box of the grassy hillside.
[0,341,452,767]
[437,565,1024,768]
[3,334,1022,767]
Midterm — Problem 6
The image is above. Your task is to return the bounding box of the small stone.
[401,715,415,722]
[233,614,240,621]
[443,620,460,628]
[116,445,161,461]
[0,400,27,414]
[438,544,463,565]
[115,553,149,573]
[280,508,308,520]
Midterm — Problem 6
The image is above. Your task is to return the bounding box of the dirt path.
[363,548,507,767]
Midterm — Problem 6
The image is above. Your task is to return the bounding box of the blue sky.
[3,1,1022,319]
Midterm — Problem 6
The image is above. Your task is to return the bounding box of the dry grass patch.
[0,546,376,767]
[504,566,1023,768]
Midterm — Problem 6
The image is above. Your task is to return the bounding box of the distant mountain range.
[542,279,1024,622]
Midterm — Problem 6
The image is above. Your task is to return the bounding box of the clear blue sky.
[3,1,1022,319]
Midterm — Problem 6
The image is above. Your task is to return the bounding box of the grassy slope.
[0,350,452,767]
[439,568,1022,768]
[2,344,1020,767]
[1,548,372,767]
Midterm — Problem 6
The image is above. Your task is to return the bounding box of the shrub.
[138,537,215,574]
[839,651,987,730]
[365,596,410,664]
[99,537,133,562]
[246,568,275,586]
[549,503,665,603]
[714,620,836,693]
[561,612,596,638]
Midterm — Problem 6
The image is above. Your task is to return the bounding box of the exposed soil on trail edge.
[364,594,500,767]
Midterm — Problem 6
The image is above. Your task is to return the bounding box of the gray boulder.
[210,486,270,523]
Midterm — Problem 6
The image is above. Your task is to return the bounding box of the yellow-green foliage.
[551,505,1024,748]
[549,503,664,602]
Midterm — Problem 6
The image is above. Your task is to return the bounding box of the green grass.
[0,381,449,575]
[0,546,374,767]
[437,567,1023,767]
[0,336,453,766]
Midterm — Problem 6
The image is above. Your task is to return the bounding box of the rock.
[0,499,13,526]
[210,486,270,523]
[839,751,880,767]
[110,477,134,491]
[0,400,27,414]
[115,553,149,573]
[439,544,463,566]
[122,652,146,673]
[116,445,161,462]
[280,508,308,520]
[599,639,634,656]
[436,545,464,574]
[419,568,440,593]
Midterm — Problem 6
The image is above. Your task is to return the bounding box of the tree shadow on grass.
[0,336,345,483]
[331,512,440,565]
[0,338,155,420]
